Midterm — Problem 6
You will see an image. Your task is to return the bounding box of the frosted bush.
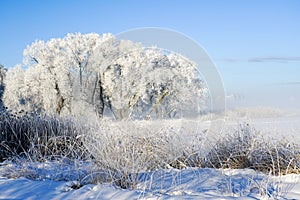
[203,123,300,175]
[0,109,89,162]
[82,119,187,188]
[251,139,300,175]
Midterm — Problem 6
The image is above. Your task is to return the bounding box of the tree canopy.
[3,33,207,120]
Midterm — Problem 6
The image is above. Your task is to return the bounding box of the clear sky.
[0,0,299,111]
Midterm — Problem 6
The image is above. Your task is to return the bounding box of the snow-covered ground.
[1,110,300,199]
[1,168,300,199]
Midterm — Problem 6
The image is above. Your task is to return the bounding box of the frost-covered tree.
[21,38,73,114]
[4,33,119,116]
[91,37,143,118]
[0,64,5,85]
[103,48,207,120]
[18,33,101,115]
[3,33,207,120]
[3,65,26,111]
[0,64,6,108]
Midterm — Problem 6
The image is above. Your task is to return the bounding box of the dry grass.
[1,109,300,189]
[201,123,300,175]
[0,109,89,162]
[82,121,186,189]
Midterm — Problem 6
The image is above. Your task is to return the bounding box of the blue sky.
[0,0,299,110]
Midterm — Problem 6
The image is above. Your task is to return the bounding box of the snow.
[1,32,299,199]
[1,168,300,199]
[1,113,300,199]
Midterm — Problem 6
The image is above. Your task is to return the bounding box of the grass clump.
[82,120,186,189]
[0,109,88,162]
[202,123,300,175]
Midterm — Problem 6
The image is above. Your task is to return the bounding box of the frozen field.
[1,167,300,199]
[1,110,300,199]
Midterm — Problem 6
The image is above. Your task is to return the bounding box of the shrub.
[203,123,257,169]
[202,123,300,175]
[0,109,88,162]
[82,120,186,189]
[251,139,300,175]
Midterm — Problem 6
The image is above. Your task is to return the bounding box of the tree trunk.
[79,63,83,89]
[91,74,98,104]
[117,109,123,120]
[97,78,105,118]
[56,96,64,114]
[55,82,64,115]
